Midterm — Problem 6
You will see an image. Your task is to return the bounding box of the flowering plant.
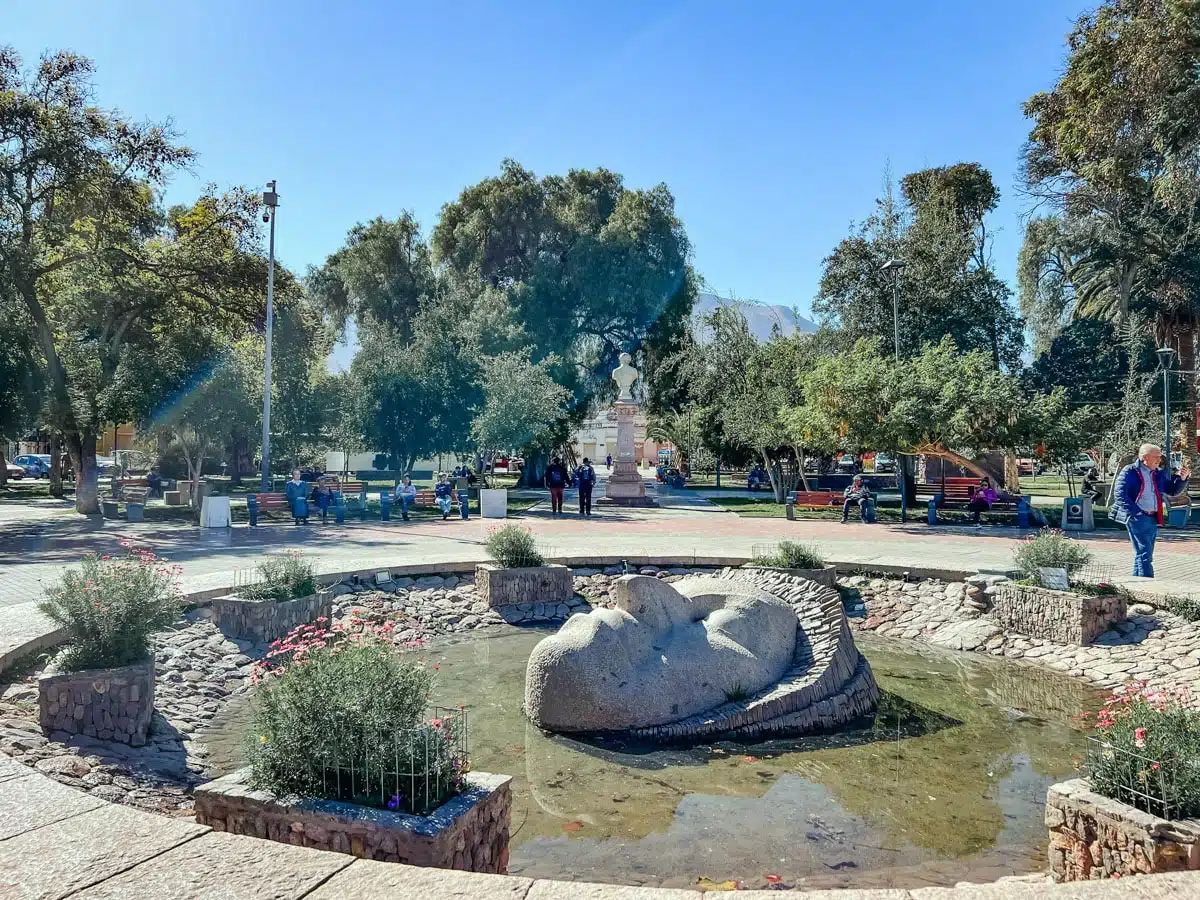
[1082,681,1200,819]
[246,626,467,814]
[38,543,182,672]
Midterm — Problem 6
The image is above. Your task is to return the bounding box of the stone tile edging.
[4,759,1200,896]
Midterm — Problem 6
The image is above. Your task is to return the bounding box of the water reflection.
[199,628,1098,890]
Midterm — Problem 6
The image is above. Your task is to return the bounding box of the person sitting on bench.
[968,477,999,526]
[309,480,333,524]
[285,469,310,525]
[147,466,164,499]
[842,475,872,523]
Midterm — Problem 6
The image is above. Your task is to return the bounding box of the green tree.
[815,164,1025,370]
[471,352,570,462]
[0,50,270,512]
[0,296,42,486]
[1022,0,1200,464]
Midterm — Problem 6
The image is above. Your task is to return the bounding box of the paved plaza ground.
[4,472,1200,669]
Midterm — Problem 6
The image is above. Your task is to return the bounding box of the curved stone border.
[629,568,879,742]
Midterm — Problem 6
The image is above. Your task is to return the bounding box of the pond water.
[200,628,1099,892]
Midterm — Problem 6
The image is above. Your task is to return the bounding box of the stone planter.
[38,658,154,746]
[194,768,512,872]
[744,565,837,588]
[211,592,332,644]
[476,564,573,610]
[1046,778,1200,880]
[992,582,1126,645]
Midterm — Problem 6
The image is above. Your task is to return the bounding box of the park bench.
[916,477,1030,526]
[413,488,460,509]
[110,476,148,500]
[789,490,841,509]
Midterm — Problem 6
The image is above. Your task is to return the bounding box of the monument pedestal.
[600,400,655,507]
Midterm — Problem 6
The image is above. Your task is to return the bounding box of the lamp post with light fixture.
[260,181,279,492]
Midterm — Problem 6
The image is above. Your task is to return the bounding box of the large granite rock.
[525,575,797,732]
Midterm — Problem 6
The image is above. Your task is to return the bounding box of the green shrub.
[752,540,825,570]
[38,545,182,672]
[240,551,318,602]
[485,525,544,568]
[1012,529,1092,580]
[1166,595,1200,623]
[246,633,468,814]
[1084,682,1200,819]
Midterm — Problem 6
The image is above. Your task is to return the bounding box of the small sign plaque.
[1036,567,1070,590]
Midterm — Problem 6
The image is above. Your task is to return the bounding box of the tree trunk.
[521,449,549,488]
[69,429,101,515]
[48,433,64,497]
[1003,452,1021,494]
[715,458,721,488]
[0,449,7,488]
[1178,327,1197,475]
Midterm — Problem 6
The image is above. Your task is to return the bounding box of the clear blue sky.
[9,0,1082,317]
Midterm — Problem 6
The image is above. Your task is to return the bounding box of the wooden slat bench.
[413,489,460,509]
[111,477,149,501]
[246,493,293,526]
[916,478,1030,526]
[789,490,841,509]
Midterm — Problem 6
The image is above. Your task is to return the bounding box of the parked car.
[4,461,26,480]
[873,453,895,473]
[835,454,858,474]
[1068,453,1098,476]
[14,454,51,477]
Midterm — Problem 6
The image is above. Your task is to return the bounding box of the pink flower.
[1134,727,1146,748]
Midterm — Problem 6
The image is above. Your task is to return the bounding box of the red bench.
[789,490,841,509]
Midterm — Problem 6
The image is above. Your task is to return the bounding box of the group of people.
[544,455,597,516]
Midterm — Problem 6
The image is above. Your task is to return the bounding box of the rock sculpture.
[525,569,879,740]
[525,575,797,731]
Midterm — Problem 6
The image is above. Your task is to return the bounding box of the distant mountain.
[691,293,817,342]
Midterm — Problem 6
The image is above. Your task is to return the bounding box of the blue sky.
[10,0,1082,319]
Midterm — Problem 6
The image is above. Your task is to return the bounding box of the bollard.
[785,498,795,521]
[380,490,391,521]
[334,494,346,525]
[247,495,259,527]
[459,488,469,520]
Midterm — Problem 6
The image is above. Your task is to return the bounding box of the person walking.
[841,475,872,523]
[967,477,999,527]
[606,454,612,470]
[285,469,310,525]
[545,456,569,515]
[1112,443,1190,578]
[394,476,417,521]
[434,473,454,520]
[576,457,596,516]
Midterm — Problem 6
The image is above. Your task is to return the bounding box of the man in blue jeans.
[1112,443,1190,578]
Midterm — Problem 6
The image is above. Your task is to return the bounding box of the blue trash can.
[380,490,392,521]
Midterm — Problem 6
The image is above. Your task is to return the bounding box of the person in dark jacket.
[1081,468,1104,505]
[967,477,999,526]
[545,457,569,515]
[285,469,309,525]
[1111,443,1190,577]
[841,475,872,523]
[434,473,454,519]
[575,457,596,516]
[309,480,333,524]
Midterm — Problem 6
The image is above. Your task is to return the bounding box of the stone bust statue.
[612,352,639,402]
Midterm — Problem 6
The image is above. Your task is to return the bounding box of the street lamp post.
[880,258,907,521]
[261,182,279,493]
[1157,346,1176,466]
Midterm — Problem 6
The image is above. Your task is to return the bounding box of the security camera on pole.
[260,182,279,493]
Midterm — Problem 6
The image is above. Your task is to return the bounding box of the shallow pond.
[201,629,1099,891]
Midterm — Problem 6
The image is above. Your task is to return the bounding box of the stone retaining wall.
[744,564,838,588]
[194,768,512,873]
[1047,779,1200,880]
[37,659,154,746]
[211,592,332,644]
[993,583,1126,645]
[476,564,573,609]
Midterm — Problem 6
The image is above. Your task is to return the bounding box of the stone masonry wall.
[476,564,573,610]
[211,592,332,644]
[38,659,154,746]
[1047,779,1200,880]
[194,768,512,873]
[993,583,1126,646]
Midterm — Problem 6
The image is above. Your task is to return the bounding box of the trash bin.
[1062,496,1094,531]
[1167,497,1191,528]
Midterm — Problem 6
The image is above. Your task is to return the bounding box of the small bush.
[1166,595,1200,623]
[246,631,468,814]
[38,545,182,672]
[1013,529,1092,581]
[240,551,318,602]
[1083,682,1200,819]
[752,540,825,570]
[486,525,544,568]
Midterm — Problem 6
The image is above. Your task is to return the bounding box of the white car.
[4,461,26,480]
